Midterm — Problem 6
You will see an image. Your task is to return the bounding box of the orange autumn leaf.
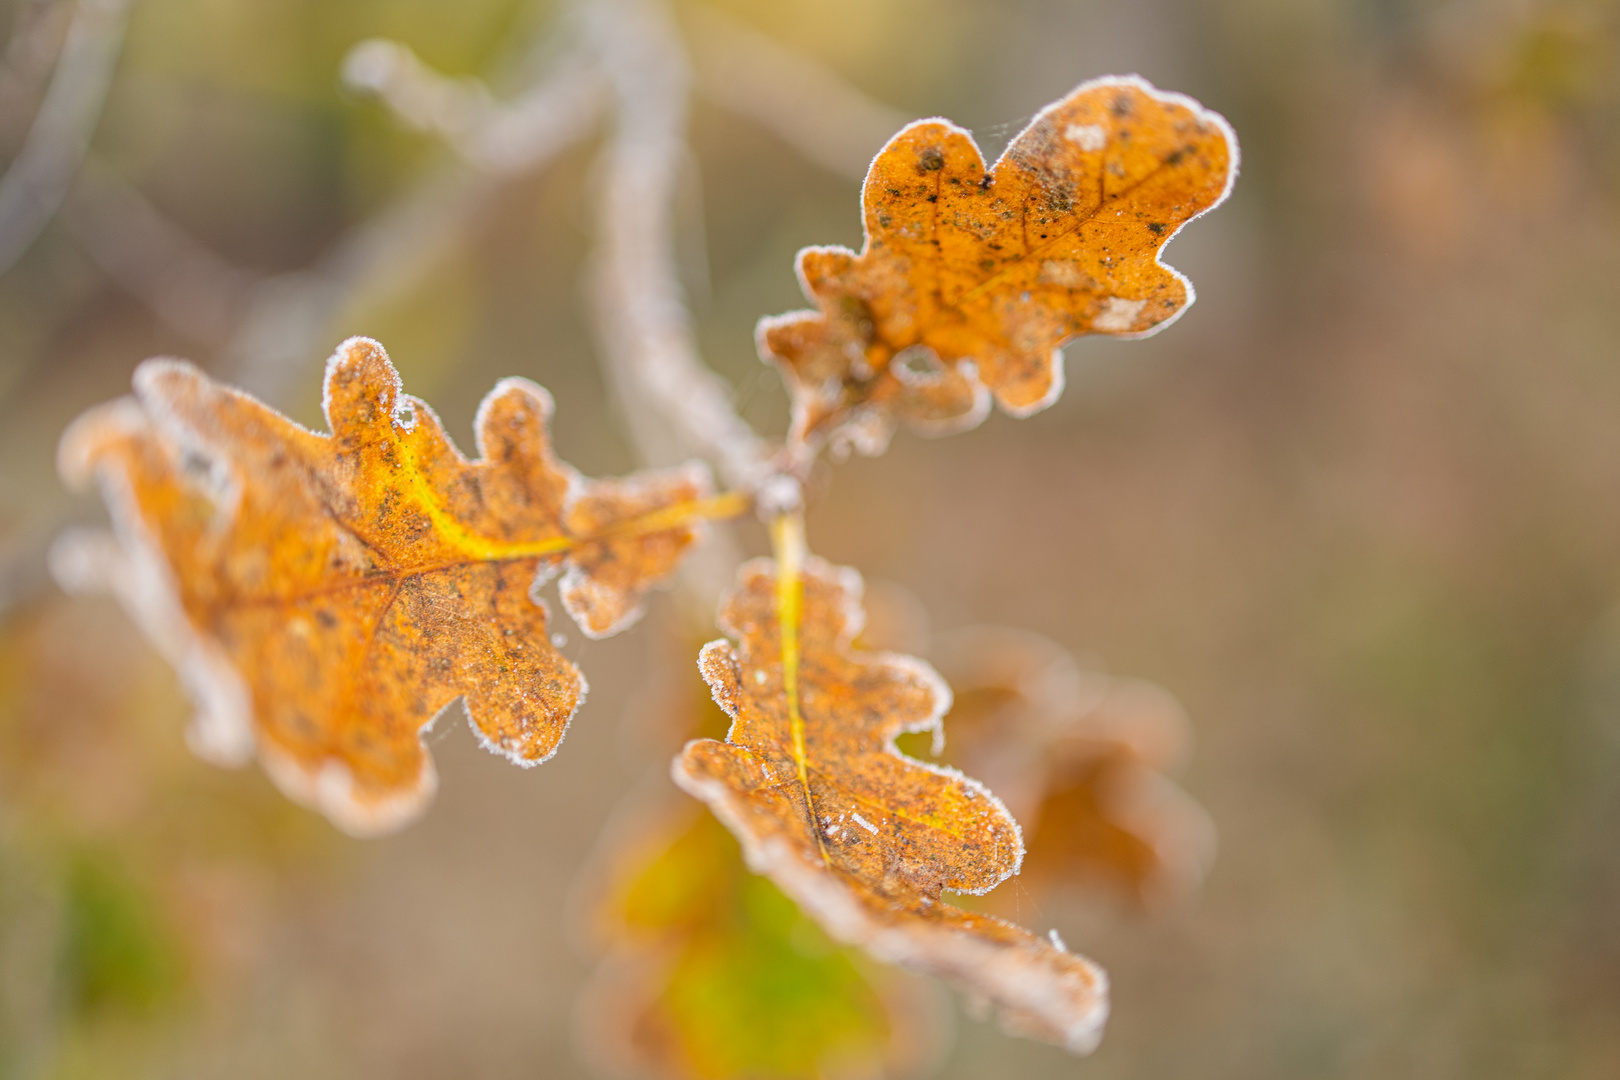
[673,538,1109,1054]
[760,76,1237,456]
[932,627,1214,909]
[57,337,738,836]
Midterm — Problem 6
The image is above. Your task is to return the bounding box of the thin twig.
[328,0,909,502]
[582,0,774,496]
[226,36,608,402]
[0,0,133,277]
[0,0,73,146]
[343,38,605,176]
[62,157,261,344]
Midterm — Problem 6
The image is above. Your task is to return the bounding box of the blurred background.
[2,0,1619,1077]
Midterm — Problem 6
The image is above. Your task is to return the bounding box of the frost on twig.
[583,0,773,497]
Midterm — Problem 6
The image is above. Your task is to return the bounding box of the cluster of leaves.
[576,615,1213,1078]
[675,553,1110,1050]
[56,77,1236,1065]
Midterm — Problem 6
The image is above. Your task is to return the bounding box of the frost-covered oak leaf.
[673,558,1109,1054]
[58,337,728,836]
[760,75,1237,456]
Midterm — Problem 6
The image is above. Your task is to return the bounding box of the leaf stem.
[603,490,749,542]
[770,510,830,867]
[395,410,750,564]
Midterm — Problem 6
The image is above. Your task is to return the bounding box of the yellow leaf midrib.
[217,426,747,610]
[771,512,832,868]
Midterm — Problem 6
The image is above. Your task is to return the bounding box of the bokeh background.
[2,0,1619,1077]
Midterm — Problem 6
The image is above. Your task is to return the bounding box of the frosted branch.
[582,0,773,495]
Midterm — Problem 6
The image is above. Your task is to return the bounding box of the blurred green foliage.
[608,810,901,1080]
[56,849,181,1018]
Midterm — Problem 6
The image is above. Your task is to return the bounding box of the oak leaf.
[932,626,1214,908]
[673,556,1109,1054]
[57,337,728,836]
[759,76,1237,456]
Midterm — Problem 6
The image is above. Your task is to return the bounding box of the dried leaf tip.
[760,75,1238,459]
[673,556,1110,1053]
[57,336,737,835]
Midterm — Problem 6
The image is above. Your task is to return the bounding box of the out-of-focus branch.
[0,0,132,277]
[684,4,908,183]
[578,0,774,607]
[342,39,494,152]
[346,1,774,499]
[343,39,605,176]
[61,44,606,360]
[0,0,73,146]
[319,0,913,501]
[582,0,774,498]
[224,37,607,402]
[62,157,261,344]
